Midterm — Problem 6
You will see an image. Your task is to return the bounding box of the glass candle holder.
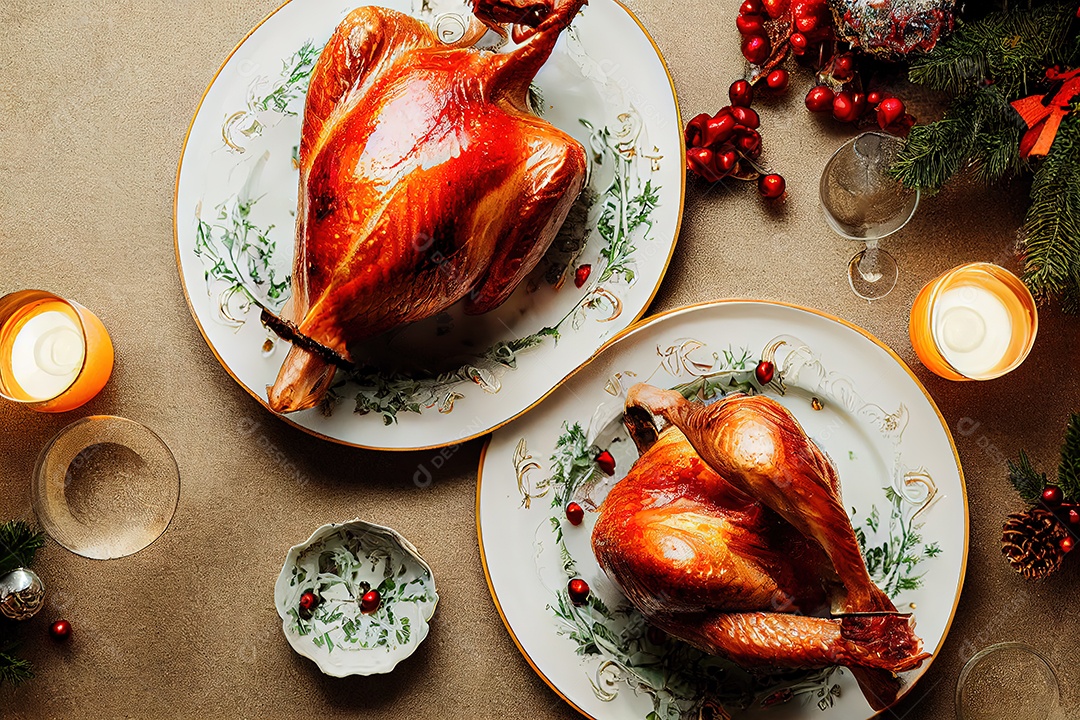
[910,263,1037,381]
[0,290,114,412]
[33,416,180,560]
[956,643,1061,720]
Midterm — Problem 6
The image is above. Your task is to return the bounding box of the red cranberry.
[804,85,834,113]
[741,35,770,65]
[729,79,754,108]
[568,578,591,606]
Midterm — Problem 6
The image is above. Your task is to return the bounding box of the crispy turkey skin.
[267,1,588,412]
[592,385,930,711]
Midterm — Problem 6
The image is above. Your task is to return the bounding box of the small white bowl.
[275,520,439,676]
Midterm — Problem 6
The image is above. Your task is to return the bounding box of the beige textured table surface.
[1,1,1078,718]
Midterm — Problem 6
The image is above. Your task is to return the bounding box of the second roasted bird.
[592,384,930,711]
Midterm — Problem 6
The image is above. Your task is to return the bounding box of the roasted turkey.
[265,0,589,412]
[592,384,930,710]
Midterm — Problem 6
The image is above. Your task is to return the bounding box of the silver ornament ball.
[0,567,46,621]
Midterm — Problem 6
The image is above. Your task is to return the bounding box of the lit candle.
[910,263,1037,381]
[0,291,113,412]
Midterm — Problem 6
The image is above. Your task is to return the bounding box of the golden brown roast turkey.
[265,0,589,412]
[592,384,930,711]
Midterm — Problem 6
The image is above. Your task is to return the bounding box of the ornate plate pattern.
[478,301,968,720]
[174,0,683,450]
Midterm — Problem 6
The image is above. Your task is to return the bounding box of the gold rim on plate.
[476,298,970,720]
[172,0,686,452]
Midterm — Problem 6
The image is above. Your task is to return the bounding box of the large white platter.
[174,0,683,450]
[478,300,968,720]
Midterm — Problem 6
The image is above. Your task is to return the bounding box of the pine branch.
[1057,413,1080,502]
[907,4,1077,98]
[0,650,34,687]
[891,85,1023,190]
[0,521,45,577]
[1019,107,1080,304]
[1008,450,1047,503]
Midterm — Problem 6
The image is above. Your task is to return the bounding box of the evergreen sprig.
[1020,107,1080,305]
[0,649,34,687]
[891,2,1080,310]
[907,3,1076,98]
[1008,450,1048,503]
[0,521,45,577]
[1057,413,1080,501]
[0,521,44,688]
[1009,414,1080,505]
[890,84,1025,190]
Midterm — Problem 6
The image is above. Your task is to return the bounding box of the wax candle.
[0,290,113,412]
[7,303,86,400]
[910,263,1037,381]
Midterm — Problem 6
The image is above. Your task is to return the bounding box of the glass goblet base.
[848,247,898,300]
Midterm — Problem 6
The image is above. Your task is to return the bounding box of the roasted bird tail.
[838,613,930,672]
[266,345,337,413]
[663,611,929,675]
[843,613,932,709]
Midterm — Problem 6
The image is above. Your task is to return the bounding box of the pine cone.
[1001,508,1068,579]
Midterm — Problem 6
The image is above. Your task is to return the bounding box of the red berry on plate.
[1061,536,1075,554]
[729,79,754,108]
[757,174,785,200]
[765,68,789,92]
[1042,485,1064,507]
[741,35,770,65]
[50,620,72,641]
[361,590,381,614]
[596,450,616,476]
[876,97,906,129]
[568,578,590,606]
[731,106,760,130]
[804,86,834,113]
[755,360,776,384]
[299,591,319,612]
[566,502,584,526]
[574,264,592,288]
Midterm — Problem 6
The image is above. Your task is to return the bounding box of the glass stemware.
[820,132,920,300]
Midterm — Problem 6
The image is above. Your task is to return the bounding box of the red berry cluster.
[1040,485,1080,554]
[684,80,785,199]
[735,0,915,135]
[804,78,912,132]
[737,0,830,68]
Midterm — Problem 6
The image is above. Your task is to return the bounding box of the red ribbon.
[1011,67,1080,158]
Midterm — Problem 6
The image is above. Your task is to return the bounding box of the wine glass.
[820,132,920,300]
